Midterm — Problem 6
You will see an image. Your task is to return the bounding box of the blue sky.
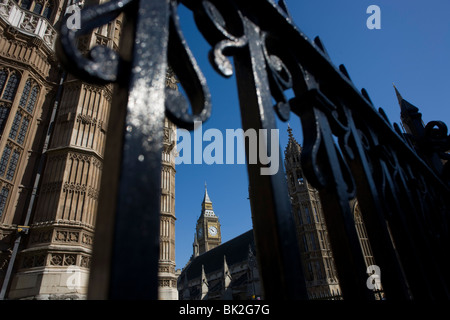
[173,0,450,269]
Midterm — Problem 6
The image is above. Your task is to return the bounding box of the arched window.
[19,79,40,114]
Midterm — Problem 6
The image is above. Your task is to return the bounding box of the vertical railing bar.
[87,0,170,300]
[294,96,374,300]
[338,105,413,299]
[233,15,308,300]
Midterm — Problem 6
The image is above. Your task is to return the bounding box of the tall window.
[42,5,52,20]
[26,85,39,114]
[12,79,39,145]
[297,207,303,225]
[309,232,317,251]
[304,206,311,224]
[8,112,30,146]
[325,258,333,279]
[0,145,21,181]
[0,187,9,220]
[18,0,53,20]
[9,112,22,140]
[302,234,308,251]
[19,79,39,113]
[354,203,376,267]
[306,261,314,281]
[0,70,7,91]
[313,205,320,223]
[0,70,20,102]
[318,230,325,250]
[6,150,20,181]
[20,0,32,10]
[315,261,324,280]
[32,3,43,15]
[0,104,10,135]
[0,145,12,177]
[17,117,30,145]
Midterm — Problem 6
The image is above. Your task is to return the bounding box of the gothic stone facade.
[0,0,178,300]
[284,126,378,299]
[284,126,342,299]
[179,230,261,301]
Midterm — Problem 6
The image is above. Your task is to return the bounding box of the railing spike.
[277,0,293,20]
[313,36,331,59]
[361,88,373,105]
[339,64,352,82]
[378,107,392,127]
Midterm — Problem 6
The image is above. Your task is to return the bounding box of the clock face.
[208,226,218,236]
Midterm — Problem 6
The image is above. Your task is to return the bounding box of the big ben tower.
[195,184,221,255]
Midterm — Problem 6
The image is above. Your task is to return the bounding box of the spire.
[201,183,215,217]
[222,255,233,299]
[287,123,294,140]
[392,84,426,139]
[193,232,199,258]
[284,125,301,157]
[392,84,419,115]
[201,265,209,299]
[393,83,403,107]
[203,182,212,204]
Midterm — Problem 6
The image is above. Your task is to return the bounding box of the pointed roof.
[193,232,198,245]
[203,182,212,204]
[284,124,302,156]
[223,255,232,280]
[393,83,403,106]
[393,84,420,115]
[201,182,216,217]
[201,265,208,284]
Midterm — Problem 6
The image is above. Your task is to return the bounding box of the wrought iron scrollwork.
[424,121,450,161]
[57,0,131,84]
[56,0,450,301]
[57,0,211,131]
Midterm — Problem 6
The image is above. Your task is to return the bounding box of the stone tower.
[195,184,221,255]
[158,115,177,300]
[284,125,342,299]
[0,0,178,300]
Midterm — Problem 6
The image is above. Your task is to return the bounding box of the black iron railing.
[56,0,450,300]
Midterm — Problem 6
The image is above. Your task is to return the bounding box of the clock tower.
[195,184,221,255]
